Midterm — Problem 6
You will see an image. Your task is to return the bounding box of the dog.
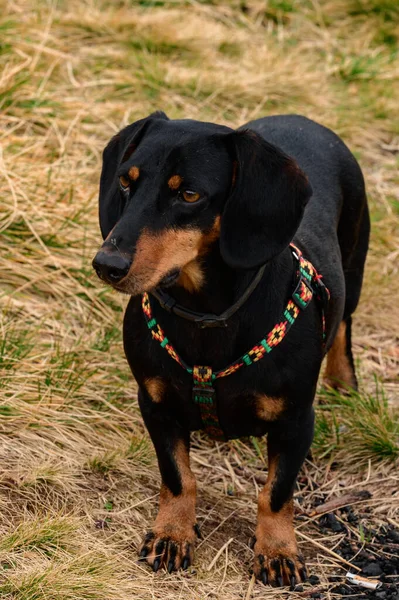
[92,112,369,588]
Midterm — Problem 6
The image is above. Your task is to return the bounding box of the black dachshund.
[93,113,369,587]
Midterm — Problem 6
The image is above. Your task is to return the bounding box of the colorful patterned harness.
[142,244,330,441]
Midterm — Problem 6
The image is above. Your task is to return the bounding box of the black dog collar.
[150,263,266,329]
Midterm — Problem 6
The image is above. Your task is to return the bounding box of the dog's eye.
[119,175,130,190]
[182,190,200,203]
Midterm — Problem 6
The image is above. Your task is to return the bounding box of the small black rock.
[363,562,383,576]
[347,509,359,524]
[332,584,354,595]
[387,530,399,543]
[382,561,397,575]
[309,574,320,585]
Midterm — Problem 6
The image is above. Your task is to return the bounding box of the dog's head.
[92,112,312,295]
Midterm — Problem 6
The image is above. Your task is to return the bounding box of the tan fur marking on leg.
[153,440,197,544]
[324,321,356,390]
[256,494,297,556]
[255,395,285,422]
[128,165,140,181]
[256,456,296,554]
[144,377,165,403]
[254,455,302,583]
[168,174,182,190]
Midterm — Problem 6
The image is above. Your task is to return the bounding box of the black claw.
[194,523,202,539]
[167,542,177,573]
[299,567,308,582]
[249,535,256,550]
[182,556,190,570]
[286,558,296,574]
[153,558,160,572]
[167,559,174,573]
[257,554,265,565]
[153,539,166,572]
[290,575,296,591]
[286,558,297,589]
[144,531,155,544]
[271,558,281,574]
[261,569,268,585]
[155,539,165,555]
[270,558,282,587]
[139,547,148,558]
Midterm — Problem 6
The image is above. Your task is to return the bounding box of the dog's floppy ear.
[220,129,312,269]
[98,111,169,240]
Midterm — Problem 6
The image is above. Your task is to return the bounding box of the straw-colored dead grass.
[0,1,398,598]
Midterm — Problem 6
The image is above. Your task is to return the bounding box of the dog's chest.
[215,386,287,439]
[167,363,292,439]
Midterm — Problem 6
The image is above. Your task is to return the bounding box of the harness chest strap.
[141,244,330,441]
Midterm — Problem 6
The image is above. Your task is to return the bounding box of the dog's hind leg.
[324,317,358,390]
[325,176,370,391]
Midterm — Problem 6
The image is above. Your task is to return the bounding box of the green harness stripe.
[141,244,329,441]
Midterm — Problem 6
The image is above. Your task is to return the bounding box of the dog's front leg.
[253,409,314,588]
[138,388,198,573]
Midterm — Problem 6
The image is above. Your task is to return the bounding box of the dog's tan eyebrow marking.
[168,174,182,190]
[128,166,140,181]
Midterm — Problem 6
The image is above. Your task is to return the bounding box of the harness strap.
[192,366,224,441]
[142,244,329,440]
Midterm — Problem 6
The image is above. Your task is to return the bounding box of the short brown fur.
[254,456,302,584]
[177,216,221,293]
[144,377,165,403]
[324,321,356,390]
[178,260,205,293]
[198,216,221,256]
[142,440,197,569]
[128,165,140,181]
[117,227,203,295]
[255,394,285,422]
[168,174,182,190]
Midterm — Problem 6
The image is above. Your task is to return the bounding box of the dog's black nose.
[92,251,131,284]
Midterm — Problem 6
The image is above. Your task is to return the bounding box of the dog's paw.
[139,525,200,573]
[251,536,307,589]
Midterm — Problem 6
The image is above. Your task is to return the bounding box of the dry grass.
[0,0,398,598]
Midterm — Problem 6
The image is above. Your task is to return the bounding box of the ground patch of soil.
[316,511,398,599]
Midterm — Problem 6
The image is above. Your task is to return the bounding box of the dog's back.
[244,115,370,364]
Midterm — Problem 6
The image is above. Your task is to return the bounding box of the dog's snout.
[92,251,131,284]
